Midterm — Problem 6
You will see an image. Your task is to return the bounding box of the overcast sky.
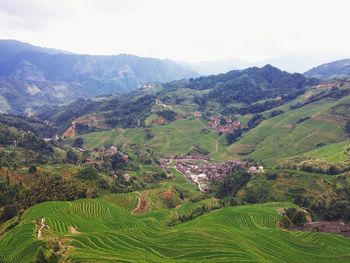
[1,0,350,63]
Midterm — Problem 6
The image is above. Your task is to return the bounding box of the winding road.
[37,218,46,239]
[132,197,141,215]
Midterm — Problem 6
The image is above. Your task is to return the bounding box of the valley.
[1,46,350,262]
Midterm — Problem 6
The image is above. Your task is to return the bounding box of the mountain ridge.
[304,58,350,79]
[0,40,198,114]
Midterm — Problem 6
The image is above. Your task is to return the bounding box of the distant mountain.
[0,39,71,63]
[162,65,317,108]
[183,54,347,75]
[39,65,318,134]
[183,58,250,75]
[0,40,198,114]
[255,54,347,73]
[304,59,350,79]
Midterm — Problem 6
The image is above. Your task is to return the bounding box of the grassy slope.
[1,196,350,262]
[229,96,350,165]
[82,118,231,161]
[303,140,350,162]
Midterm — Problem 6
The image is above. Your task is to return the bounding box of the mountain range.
[1,39,350,116]
[0,40,197,114]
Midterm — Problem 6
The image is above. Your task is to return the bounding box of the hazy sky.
[1,0,350,62]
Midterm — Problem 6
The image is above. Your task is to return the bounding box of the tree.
[0,204,18,221]
[285,208,307,226]
[29,165,37,174]
[219,118,227,125]
[216,168,251,198]
[156,110,177,122]
[266,172,278,180]
[66,150,79,164]
[112,153,127,170]
[345,121,350,134]
[73,137,84,148]
[343,206,350,223]
[226,128,243,145]
[35,248,48,263]
[77,166,99,180]
[293,211,307,226]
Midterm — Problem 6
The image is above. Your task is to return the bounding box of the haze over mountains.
[0,40,197,114]
[1,39,350,115]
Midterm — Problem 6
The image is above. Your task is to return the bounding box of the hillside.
[229,85,350,165]
[37,65,318,133]
[1,195,350,262]
[304,59,350,79]
[0,40,197,114]
[2,64,350,262]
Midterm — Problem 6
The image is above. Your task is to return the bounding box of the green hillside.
[2,194,350,262]
[229,95,350,165]
[82,118,231,161]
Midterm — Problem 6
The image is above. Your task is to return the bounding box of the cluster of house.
[83,145,128,168]
[159,154,246,192]
[192,111,202,118]
[248,166,264,174]
[207,116,241,134]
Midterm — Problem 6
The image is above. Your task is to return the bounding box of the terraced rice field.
[229,97,350,164]
[1,196,350,262]
[82,118,230,160]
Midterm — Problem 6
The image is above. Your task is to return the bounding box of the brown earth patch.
[151,116,167,125]
[68,226,81,234]
[162,189,172,200]
[293,221,350,237]
[63,124,76,138]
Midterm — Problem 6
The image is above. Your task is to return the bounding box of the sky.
[1,0,350,64]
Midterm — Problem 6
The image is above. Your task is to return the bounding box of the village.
[206,116,241,134]
[191,112,241,134]
[159,153,263,192]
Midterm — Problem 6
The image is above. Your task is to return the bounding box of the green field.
[1,194,350,262]
[229,96,350,165]
[303,140,350,162]
[82,118,231,161]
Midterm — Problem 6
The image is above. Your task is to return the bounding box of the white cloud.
[0,0,349,62]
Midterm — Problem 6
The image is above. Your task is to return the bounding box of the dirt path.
[174,165,206,192]
[37,218,46,239]
[192,177,205,192]
[215,137,219,153]
[132,196,141,215]
[68,226,81,234]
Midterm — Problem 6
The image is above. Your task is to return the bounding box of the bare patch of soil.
[68,226,81,234]
[293,221,350,237]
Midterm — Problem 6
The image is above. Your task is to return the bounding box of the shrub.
[156,110,177,122]
[66,150,79,164]
[77,166,99,180]
[73,137,84,148]
[285,208,307,226]
[29,165,37,174]
[226,128,243,145]
[0,205,18,221]
[266,172,278,180]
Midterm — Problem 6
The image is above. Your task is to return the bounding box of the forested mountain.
[33,65,318,135]
[0,40,197,114]
[304,59,350,79]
